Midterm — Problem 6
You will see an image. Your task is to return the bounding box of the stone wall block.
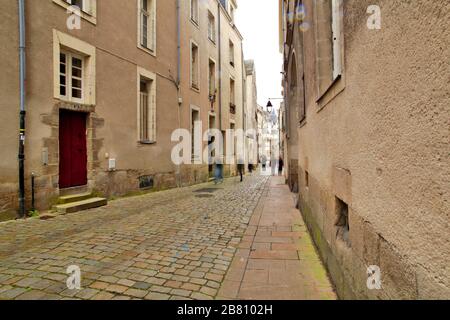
[379,237,417,300]
[363,221,380,267]
[349,208,364,259]
[416,265,450,300]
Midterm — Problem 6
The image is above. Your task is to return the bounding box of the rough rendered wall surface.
[297,0,449,299]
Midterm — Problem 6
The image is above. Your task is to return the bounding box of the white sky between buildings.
[236,0,283,111]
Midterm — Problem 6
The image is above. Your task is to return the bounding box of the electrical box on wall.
[108,158,116,171]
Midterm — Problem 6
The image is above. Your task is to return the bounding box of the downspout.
[176,0,182,187]
[18,0,26,219]
[300,24,307,122]
[176,0,181,87]
[217,2,222,132]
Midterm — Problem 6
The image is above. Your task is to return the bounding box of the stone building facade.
[280,0,450,299]
[244,60,259,166]
[178,0,245,181]
[0,0,247,219]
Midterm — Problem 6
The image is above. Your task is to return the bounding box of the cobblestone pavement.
[0,176,268,300]
[0,175,335,300]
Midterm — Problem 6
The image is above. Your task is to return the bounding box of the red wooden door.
[59,110,87,189]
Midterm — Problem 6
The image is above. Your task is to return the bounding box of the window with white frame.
[229,40,235,67]
[53,30,96,105]
[191,41,199,89]
[62,0,95,15]
[59,51,85,102]
[137,67,156,143]
[230,78,236,115]
[139,78,156,142]
[54,0,97,24]
[139,0,156,52]
[331,0,342,79]
[191,0,199,25]
[208,11,216,43]
[191,108,200,160]
[315,0,343,97]
[65,0,83,10]
[209,59,216,96]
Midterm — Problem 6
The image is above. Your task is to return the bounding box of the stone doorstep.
[58,185,90,197]
[1,191,97,223]
[54,197,108,214]
[58,192,93,204]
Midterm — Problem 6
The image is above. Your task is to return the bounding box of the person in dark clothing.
[278,157,284,176]
[237,158,245,182]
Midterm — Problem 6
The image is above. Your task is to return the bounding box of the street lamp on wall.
[266,100,273,113]
[266,98,283,114]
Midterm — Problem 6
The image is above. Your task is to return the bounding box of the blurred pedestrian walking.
[237,157,245,182]
[278,157,284,176]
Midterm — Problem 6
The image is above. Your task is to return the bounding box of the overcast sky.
[236,0,283,110]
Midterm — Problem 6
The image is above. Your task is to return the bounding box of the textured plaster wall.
[295,0,449,299]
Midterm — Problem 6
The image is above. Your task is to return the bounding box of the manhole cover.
[194,188,221,193]
[195,194,214,198]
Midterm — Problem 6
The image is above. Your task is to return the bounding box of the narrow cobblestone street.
[0,175,335,300]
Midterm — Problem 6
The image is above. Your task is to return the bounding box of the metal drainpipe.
[176,0,182,187]
[31,172,35,212]
[176,0,181,87]
[217,2,222,132]
[18,0,26,219]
